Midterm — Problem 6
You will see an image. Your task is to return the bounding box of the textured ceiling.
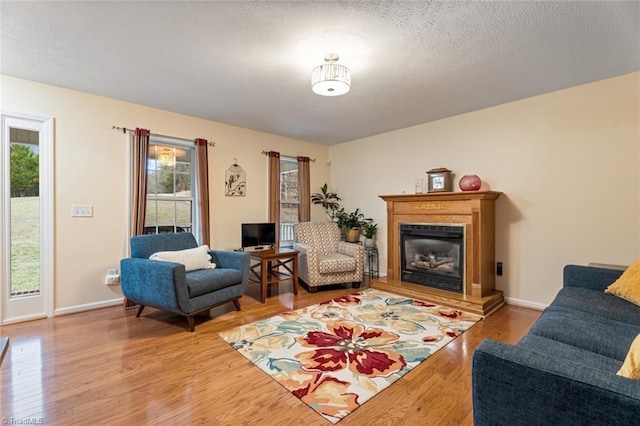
[1,1,639,145]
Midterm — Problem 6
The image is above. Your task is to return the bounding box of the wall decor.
[225,158,246,196]
[426,167,453,193]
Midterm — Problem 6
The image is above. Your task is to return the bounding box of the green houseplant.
[335,208,369,242]
[311,183,341,219]
[311,185,373,243]
[362,222,378,248]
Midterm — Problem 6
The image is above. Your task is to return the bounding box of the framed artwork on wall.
[226,159,246,196]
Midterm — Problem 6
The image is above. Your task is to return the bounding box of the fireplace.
[375,192,504,316]
[400,223,464,293]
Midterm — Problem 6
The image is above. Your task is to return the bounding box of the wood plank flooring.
[0,279,541,425]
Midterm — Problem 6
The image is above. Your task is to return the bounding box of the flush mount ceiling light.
[311,53,351,97]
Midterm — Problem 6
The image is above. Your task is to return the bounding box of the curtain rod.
[112,126,215,147]
[260,151,316,162]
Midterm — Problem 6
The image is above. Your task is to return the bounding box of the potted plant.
[335,208,368,242]
[362,222,378,248]
[311,183,341,219]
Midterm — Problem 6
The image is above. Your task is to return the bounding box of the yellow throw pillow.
[605,260,640,306]
[618,334,640,380]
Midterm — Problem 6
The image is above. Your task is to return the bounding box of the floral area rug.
[218,288,482,423]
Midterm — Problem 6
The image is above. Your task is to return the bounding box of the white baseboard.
[2,313,47,325]
[42,293,549,317]
[504,296,548,311]
[55,297,124,316]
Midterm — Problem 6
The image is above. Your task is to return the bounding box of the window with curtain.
[144,137,198,236]
[279,156,299,246]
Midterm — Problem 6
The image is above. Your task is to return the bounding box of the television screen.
[242,223,276,249]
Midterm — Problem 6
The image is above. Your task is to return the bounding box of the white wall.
[329,72,640,307]
[1,75,330,313]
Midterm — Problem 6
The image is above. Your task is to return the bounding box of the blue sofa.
[120,232,250,331]
[472,265,640,425]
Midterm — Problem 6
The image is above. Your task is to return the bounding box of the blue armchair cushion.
[186,268,244,298]
[131,232,199,259]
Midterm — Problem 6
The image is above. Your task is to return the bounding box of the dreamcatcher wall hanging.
[225,158,246,196]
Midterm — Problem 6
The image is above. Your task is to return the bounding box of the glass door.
[1,114,53,324]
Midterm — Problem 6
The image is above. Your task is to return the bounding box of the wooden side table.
[248,248,299,303]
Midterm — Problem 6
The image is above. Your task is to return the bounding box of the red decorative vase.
[459,174,482,191]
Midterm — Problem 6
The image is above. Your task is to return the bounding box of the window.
[279,157,299,246]
[144,137,197,235]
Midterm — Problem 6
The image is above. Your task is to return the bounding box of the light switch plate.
[72,204,93,217]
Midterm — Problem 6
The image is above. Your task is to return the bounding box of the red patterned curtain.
[297,156,311,222]
[268,151,281,243]
[195,138,210,246]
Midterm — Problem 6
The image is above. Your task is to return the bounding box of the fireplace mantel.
[373,191,504,315]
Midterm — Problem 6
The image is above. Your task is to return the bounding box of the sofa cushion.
[518,335,622,373]
[318,253,357,274]
[150,245,213,272]
[606,258,640,306]
[529,306,640,361]
[551,287,640,326]
[186,268,243,298]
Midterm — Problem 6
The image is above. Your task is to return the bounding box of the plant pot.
[364,238,376,248]
[345,228,361,243]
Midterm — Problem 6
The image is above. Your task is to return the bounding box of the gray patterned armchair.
[293,221,363,292]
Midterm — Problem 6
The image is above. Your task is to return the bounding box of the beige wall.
[2,72,638,313]
[329,72,640,308]
[1,75,330,313]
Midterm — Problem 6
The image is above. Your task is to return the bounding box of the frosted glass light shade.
[158,147,176,167]
[311,62,351,96]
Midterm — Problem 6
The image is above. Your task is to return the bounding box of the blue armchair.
[120,232,250,331]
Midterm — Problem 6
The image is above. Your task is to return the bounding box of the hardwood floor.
[0,279,541,425]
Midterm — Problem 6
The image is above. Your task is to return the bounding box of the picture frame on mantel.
[426,167,452,192]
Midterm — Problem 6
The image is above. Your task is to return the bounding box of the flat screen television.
[242,223,276,249]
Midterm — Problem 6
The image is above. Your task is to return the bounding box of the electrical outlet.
[72,204,93,217]
[105,274,120,285]
[496,262,503,276]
